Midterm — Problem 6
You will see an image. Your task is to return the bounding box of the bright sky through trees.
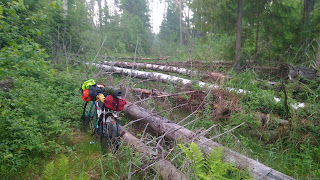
[88,0,165,33]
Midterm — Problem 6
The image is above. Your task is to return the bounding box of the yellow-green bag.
[82,79,96,90]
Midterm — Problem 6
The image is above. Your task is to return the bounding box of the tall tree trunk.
[179,0,183,46]
[90,0,96,27]
[209,10,213,62]
[233,0,243,72]
[302,0,316,24]
[97,0,102,28]
[254,18,260,61]
[186,0,190,39]
[62,0,68,17]
[316,31,320,66]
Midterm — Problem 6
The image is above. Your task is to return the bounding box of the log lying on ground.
[123,102,294,180]
[96,56,170,60]
[119,125,187,180]
[94,63,218,89]
[103,61,197,76]
[104,61,228,83]
[131,88,206,99]
[130,88,169,97]
[119,56,170,60]
[144,61,277,70]
[279,64,320,82]
[257,113,289,126]
[93,63,305,109]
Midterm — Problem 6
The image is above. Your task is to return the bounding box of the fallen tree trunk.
[279,64,320,82]
[96,56,170,60]
[123,102,294,180]
[104,61,228,83]
[93,63,305,109]
[143,61,277,70]
[94,63,218,89]
[103,61,196,76]
[119,125,187,180]
[130,88,169,97]
[119,56,170,60]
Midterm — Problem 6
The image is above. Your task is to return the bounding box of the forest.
[0,0,319,179]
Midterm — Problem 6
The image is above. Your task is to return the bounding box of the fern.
[43,161,54,180]
[179,142,207,178]
[42,154,83,180]
[56,154,69,180]
[179,143,253,180]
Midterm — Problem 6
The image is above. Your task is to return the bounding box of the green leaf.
[36,29,41,36]
[0,5,3,15]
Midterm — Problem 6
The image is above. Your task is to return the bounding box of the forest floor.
[20,60,319,180]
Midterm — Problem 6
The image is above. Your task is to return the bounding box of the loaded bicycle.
[80,80,126,154]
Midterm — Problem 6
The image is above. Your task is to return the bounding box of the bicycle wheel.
[82,101,96,135]
[100,116,120,154]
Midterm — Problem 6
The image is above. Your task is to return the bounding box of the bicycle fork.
[95,101,103,142]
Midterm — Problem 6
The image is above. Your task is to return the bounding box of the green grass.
[30,126,154,180]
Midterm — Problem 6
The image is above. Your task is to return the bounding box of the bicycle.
[81,99,120,154]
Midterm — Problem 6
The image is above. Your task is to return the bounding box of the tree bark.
[233,0,243,72]
[316,31,320,67]
[179,0,183,46]
[123,102,295,180]
[279,64,319,81]
[254,19,260,60]
[103,61,196,76]
[95,63,218,89]
[97,0,102,27]
[119,56,169,60]
[119,126,187,180]
[302,0,316,24]
[90,0,96,27]
[130,88,169,98]
[62,0,68,17]
[93,64,305,108]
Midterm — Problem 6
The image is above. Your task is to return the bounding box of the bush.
[0,1,83,177]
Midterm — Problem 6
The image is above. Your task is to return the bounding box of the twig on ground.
[213,126,221,144]
[144,87,213,147]
[170,122,246,163]
[127,161,132,180]
[199,122,246,146]
[140,123,149,141]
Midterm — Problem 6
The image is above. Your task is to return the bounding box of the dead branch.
[119,126,187,180]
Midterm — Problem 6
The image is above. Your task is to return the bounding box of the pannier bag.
[82,79,96,90]
[104,95,127,111]
[81,89,91,101]
[81,79,106,102]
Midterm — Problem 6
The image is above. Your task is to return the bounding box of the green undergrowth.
[40,130,151,180]
[215,70,320,179]
[0,70,85,178]
[127,68,320,179]
[178,142,252,180]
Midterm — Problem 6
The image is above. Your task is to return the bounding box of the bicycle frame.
[95,101,119,129]
[82,100,120,154]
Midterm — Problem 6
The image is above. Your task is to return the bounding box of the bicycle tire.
[82,101,96,135]
[100,116,120,154]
